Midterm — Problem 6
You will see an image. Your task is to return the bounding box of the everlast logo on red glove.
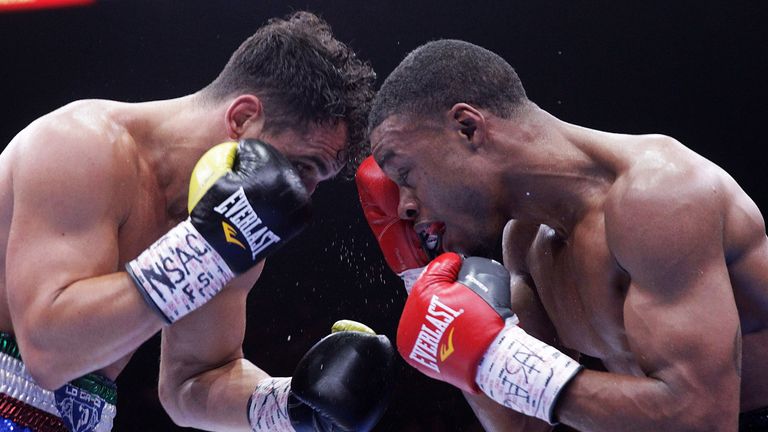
[397,253,513,394]
[408,295,464,373]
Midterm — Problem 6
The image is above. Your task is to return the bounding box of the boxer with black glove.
[127,139,311,323]
[248,320,396,432]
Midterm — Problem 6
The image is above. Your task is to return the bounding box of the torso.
[0,100,181,380]
[509,134,768,381]
[527,213,643,373]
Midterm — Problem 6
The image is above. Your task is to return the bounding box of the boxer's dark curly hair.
[203,11,376,178]
[368,39,528,137]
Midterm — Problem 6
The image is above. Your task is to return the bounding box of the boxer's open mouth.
[416,222,445,260]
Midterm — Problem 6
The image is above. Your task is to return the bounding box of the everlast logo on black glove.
[213,187,281,259]
[127,140,310,324]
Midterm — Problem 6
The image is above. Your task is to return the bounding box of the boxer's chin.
[444,236,490,258]
[444,230,504,261]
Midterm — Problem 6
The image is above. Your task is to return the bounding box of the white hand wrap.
[247,377,294,432]
[126,219,235,323]
[399,266,427,295]
[475,318,582,424]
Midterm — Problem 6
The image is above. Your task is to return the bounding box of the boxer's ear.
[225,95,265,139]
[449,103,485,151]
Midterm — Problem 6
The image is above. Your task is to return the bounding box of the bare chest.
[527,222,638,371]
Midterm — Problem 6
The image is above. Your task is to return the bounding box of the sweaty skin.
[371,104,768,431]
[0,95,347,431]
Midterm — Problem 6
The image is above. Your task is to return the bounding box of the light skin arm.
[555,183,741,431]
[5,123,165,389]
[159,262,267,432]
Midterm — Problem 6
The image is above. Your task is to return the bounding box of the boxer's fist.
[355,156,441,291]
[288,320,396,431]
[396,253,514,393]
[187,139,310,273]
[396,253,581,423]
[248,321,396,432]
[127,139,310,323]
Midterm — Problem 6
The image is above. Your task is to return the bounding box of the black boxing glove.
[248,320,396,432]
[126,139,311,323]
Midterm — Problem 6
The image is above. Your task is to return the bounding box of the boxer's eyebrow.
[376,149,395,171]
[305,155,330,177]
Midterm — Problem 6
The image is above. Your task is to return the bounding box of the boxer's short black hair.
[203,11,376,177]
[368,39,528,135]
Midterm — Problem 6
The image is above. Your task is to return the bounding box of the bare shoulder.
[10,100,140,223]
[13,100,138,164]
[604,134,732,270]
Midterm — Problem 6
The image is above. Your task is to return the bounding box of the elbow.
[158,374,198,428]
[685,400,737,432]
[14,311,71,390]
[19,343,69,391]
[653,393,734,432]
[158,379,189,427]
[668,407,731,432]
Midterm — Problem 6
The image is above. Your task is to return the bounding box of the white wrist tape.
[126,219,235,323]
[475,319,582,424]
[399,266,427,295]
[248,377,294,432]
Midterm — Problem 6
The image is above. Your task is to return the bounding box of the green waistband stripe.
[0,332,117,405]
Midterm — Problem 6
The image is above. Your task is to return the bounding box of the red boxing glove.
[396,252,515,393]
[355,156,430,289]
[397,253,582,423]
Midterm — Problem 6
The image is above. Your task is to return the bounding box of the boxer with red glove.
[355,156,441,292]
[397,252,582,424]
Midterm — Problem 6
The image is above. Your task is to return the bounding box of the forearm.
[15,272,164,388]
[464,391,552,432]
[556,369,737,432]
[161,357,269,432]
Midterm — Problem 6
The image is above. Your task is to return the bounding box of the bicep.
[503,220,560,346]
[611,185,741,397]
[509,274,559,347]
[6,135,124,325]
[623,256,740,392]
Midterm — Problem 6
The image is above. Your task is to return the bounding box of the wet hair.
[368,39,529,134]
[202,11,376,177]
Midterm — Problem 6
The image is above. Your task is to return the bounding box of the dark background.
[1,1,767,430]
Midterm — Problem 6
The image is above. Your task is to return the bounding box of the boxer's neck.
[497,109,624,239]
[126,93,231,220]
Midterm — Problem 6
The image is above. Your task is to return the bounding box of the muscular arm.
[463,220,555,432]
[555,180,741,431]
[159,263,267,431]
[6,121,165,389]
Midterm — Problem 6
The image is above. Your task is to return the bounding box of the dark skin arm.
[463,220,556,432]
[724,223,768,411]
[555,177,741,431]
